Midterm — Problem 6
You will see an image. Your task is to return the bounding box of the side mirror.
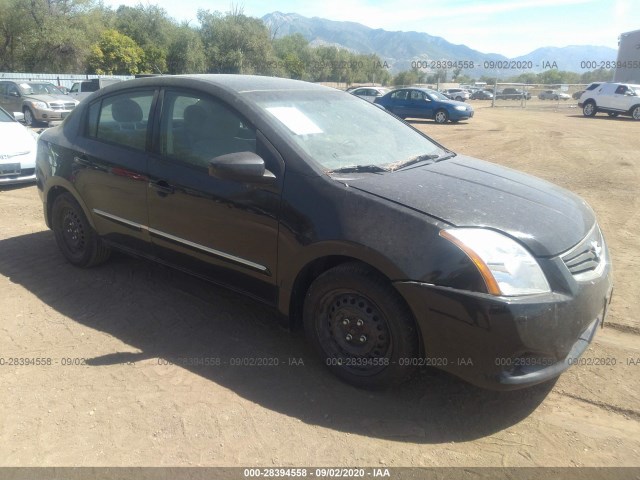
[9,91,20,97]
[12,112,24,122]
[209,151,276,184]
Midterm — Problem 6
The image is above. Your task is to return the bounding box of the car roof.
[110,74,333,95]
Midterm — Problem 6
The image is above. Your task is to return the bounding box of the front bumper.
[450,109,474,121]
[33,108,73,123]
[1,155,36,185]
[394,260,613,390]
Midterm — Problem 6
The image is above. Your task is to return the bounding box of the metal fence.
[0,72,134,89]
[482,83,590,109]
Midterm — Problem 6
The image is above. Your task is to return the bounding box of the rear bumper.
[394,261,613,390]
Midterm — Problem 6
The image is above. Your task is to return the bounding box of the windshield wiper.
[328,164,388,174]
[388,153,439,171]
[390,152,456,171]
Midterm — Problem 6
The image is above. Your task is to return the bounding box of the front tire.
[631,106,640,120]
[51,193,111,267]
[434,109,449,124]
[23,107,36,127]
[303,263,420,389]
[583,101,597,117]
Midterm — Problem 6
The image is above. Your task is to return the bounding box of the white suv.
[578,82,640,120]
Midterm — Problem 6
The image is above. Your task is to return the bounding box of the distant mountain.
[512,46,618,73]
[262,12,617,76]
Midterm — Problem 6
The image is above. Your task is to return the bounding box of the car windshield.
[19,82,63,95]
[249,89,445,171]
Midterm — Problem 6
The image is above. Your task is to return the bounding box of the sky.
[100,0,638,57]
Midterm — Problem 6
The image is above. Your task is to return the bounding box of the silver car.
[538,90,571,100]
[0,81,79,126]
[349,87,390,103]
[0,107,37,185]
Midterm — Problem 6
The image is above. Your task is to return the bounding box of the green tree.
[0,0,105,72]
[87,29,144,74]
[166,23,206,74]
[114,4,175,73]
[393,68,425,86]
[198,7,277,74]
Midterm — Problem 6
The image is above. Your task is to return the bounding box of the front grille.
[50,102,76,110]
[562,225,605,276]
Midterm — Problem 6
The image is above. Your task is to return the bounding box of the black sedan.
[470,90,494,100]
[35,75,612,390]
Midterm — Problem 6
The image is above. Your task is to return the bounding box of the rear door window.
[86,90,155,151]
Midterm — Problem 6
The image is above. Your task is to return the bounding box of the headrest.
[112,98,143,123]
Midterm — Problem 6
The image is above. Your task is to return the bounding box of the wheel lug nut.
[345,334,353,341]
[356,319,364,327]
[342,318,350,326]
[359,335,367,343]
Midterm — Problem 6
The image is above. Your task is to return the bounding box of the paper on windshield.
[265,107,323,135]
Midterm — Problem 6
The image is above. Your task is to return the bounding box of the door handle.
[149,180,175,196]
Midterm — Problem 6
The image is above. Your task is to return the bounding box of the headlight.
[30,101,47,109]
[440,228,551,296]
[454,105,467,111]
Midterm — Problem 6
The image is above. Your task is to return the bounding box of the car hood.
[340,155,594,256]
[25,94,75,104]
[0,123,36,156]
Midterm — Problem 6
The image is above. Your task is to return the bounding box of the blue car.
[374,87,474,124]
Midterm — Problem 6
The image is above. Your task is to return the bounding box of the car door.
[406,90,434,119]
[70,88,156,251]
[386,89,410,117]
[610,85,630,111]
[146,89,283,304]
[1,82,22,113]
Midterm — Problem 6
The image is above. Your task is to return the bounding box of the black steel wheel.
[303,262,419,388]
[51,193,110,267]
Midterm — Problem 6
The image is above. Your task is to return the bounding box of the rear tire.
[583,101,597,117]
[303,262,420,389]
[631,106,640,120]
[51,193,111,267]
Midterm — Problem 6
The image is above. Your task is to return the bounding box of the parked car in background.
[68,78,122,101]
[36,75,611,391]
[375,88,474,123]
[538,90,570,100]
[496,88,532,100]
[470,90,494,100]
[0,80,79,127]
[579,82,640,119]
[442,88,470,101]
[349,86,390,103]
[0,106,37,185]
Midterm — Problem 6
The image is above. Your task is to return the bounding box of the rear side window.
[83,82,99,93]
[86,90,155,151]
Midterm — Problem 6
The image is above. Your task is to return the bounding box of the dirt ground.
[0,104,639,469]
